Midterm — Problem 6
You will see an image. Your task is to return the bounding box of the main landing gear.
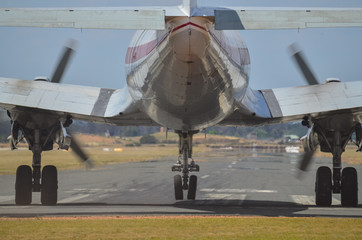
[314,130,358,207]
[172,131,200,200]
[15,129,58,205]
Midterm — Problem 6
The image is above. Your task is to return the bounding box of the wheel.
[187,175,197,200]
[15,165,32,205]
[341,167,358,207]
[41,165,58,205]
[315,166,332,207]
[174,175,183,200]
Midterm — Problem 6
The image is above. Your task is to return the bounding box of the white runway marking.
[129,188,145,192]
[204,193,246,200]
[232,161,237,165]
[58,194,90,204]
[0,196,13,203]
[200,175,210,179]
[65,188,119,193]
[200,188,277,193]
[291,195,341,205]
[291,195,315,205]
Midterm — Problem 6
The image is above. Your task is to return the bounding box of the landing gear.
[315,166,332,207]
[174,175,183,200]
[14,164,59,205]
[310,125,359,207]
[41,165,58,205]
[172,131,200,200]
[15,165,32,205]
[14,129,59,205]
[341,167,358,207]
[187,175,197,200]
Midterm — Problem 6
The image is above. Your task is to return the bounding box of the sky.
[0,0,362,90]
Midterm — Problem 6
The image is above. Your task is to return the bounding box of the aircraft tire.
[41,165,58,205]
[174,175,183,200]
[15,165,32,205]
[315,166,332,207]
[341,167,358,207]
[187,175,197,200]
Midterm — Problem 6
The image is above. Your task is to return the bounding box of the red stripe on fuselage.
[125,39,158,64]
[172,22,207,32]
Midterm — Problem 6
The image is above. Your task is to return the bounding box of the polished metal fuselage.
[126,17,250,131]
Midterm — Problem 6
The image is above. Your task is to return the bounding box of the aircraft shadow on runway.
[1,200,361,218]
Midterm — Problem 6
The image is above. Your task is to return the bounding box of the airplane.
[0,0,362,206]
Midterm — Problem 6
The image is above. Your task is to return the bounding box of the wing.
[213,8,362,30]
[0,8,165,30]
[2,6,362,30]
[222,81,362,126]
[0,77,154,126]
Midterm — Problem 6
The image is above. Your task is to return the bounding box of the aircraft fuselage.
[126,17,250,131]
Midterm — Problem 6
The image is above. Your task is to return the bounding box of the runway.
[0,149,361,218]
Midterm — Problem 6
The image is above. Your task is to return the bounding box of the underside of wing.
[0,77,154,126]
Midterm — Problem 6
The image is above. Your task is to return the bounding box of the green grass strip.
[1,216,361,239]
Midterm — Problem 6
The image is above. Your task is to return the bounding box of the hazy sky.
[0,0,362,90]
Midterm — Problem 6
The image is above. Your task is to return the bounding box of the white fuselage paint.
[126,17,250,131]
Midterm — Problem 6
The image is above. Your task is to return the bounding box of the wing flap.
[215,9,362,30]
[0,8,165,30]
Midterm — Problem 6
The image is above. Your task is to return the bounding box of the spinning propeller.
[49,40,93,168]
[50,39,77,83]
[289,43,320,174]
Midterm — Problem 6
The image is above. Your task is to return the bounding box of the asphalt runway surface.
[1,149,361,218]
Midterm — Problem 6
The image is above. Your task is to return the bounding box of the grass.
[1,133,362,175]
[315,145,362,165]
[0,216,361,239]
[0,145,209,175]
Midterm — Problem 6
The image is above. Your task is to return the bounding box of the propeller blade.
[296,150,315,179]
[289,43,319,85]
[299,150,315,171]
[70,136,93,169]
[50,39,77,83]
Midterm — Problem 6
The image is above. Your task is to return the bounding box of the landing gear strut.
[172,131,200,200]
[313,128,358,207]
[15,129,58,205]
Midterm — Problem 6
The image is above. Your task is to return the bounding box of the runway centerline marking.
[200,175,210,179]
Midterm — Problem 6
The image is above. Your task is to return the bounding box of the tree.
[139,135,158,144]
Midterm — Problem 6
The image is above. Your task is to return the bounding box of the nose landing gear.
[172,131,199,200]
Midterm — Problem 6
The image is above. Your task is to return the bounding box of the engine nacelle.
[301,125,319,152]
[55,122,71,150]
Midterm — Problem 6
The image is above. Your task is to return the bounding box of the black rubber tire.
[174,175,183,200]
[341,167,358,207]
[15,165,32,205]
[187,175,197,200]
[41,165,58,205]
[315,166,332,207]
